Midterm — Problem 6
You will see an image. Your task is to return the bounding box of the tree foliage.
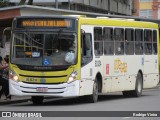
[19,0,26,5]
[19,0,33,5]
[0,0,9,8]
[28,0,33,5]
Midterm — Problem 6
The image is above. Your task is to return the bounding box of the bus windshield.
[11,31,77,67]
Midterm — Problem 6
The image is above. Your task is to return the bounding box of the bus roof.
[78,17,159,29]
[14,15,159,29]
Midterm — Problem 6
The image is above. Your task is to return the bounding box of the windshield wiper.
[52,29,63,50]
[23,28,43,46]
[53,29,63,42]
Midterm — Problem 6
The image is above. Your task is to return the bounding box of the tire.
[123,72,143,97]
[87,79,98,103]
[132,72,143,97]
[32,96,44,105]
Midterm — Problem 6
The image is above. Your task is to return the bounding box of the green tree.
[19,0,26,5]
[28,0,33,5]
[0,0,9,8]
[19,0,33,5]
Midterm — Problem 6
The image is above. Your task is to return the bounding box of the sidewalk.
[0,85,31,105]
[0,95,31,105]
[0,83,160,105]
[155,82,160,88]
[154,82,160,89]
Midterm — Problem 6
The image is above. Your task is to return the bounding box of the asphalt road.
[0,87,160,120]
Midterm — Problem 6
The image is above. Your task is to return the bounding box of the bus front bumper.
[9,79,80,97]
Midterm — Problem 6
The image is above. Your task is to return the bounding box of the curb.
[155,82,160,88]
[0,96,58,105]
[144,83,160,90]
[0,97,31,105]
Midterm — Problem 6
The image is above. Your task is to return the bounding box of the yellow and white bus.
[9,16,159,104]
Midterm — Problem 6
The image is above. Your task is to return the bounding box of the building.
[0,1,159,57]
[0,2,132,57]
[133,0,160,19]
[9,0,132,16]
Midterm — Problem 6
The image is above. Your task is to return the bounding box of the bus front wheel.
[87,79,98,103]
[32,96,44,105]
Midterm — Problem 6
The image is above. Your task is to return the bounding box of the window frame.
[125,28,135,55]
[103,27,114,55]
[153,30,158,55]
[144,29,152,55]
[114,28,125,55]
[94,27,103,56]
[135,29,144,55]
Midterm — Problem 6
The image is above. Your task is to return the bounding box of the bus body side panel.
[110,55,125,92]
[80,63,94,96]
[143,55,159,88]
[102,56,112,93]
[123,55,144,91]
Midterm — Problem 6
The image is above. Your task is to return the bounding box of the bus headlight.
[9,70,19,82]
[67,71,78,84]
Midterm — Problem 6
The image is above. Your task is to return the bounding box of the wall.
[9,0,132,15]
[140,2,152,9]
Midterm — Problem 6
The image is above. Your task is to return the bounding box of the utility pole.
[68,0,70,9]
[55,0,58,8]
[108,0,110,14]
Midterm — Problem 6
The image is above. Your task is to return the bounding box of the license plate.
[36,87,48,92]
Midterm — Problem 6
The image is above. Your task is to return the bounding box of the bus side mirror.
[1,35,6,48]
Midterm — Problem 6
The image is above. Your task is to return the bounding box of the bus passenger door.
[143,30,159,88]
[80,25,95,96]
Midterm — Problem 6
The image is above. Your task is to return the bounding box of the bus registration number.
[36,87,48,92]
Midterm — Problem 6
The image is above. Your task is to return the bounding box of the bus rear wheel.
[123,72,143,97]
[32,96,44,105]
[87,79,98,103]
[133,72,143,97]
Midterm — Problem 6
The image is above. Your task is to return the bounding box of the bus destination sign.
[22,20,71,27]
[16,18,74,29]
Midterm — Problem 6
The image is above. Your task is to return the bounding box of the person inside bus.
[116,35,124,55]
[2,55,11,100]
[0,56,9,100]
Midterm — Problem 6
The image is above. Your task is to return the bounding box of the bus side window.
[125,28,134,55]
[103,27,114,55]
[135,29,143,55]
[81,33,93,66]
[94,27,103,56]
[144,30,152,55]
[153,30,157,54]
[114,28,124,55]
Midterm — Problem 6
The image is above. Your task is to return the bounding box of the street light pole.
[68,0,70,9]
[55,0,58,8]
